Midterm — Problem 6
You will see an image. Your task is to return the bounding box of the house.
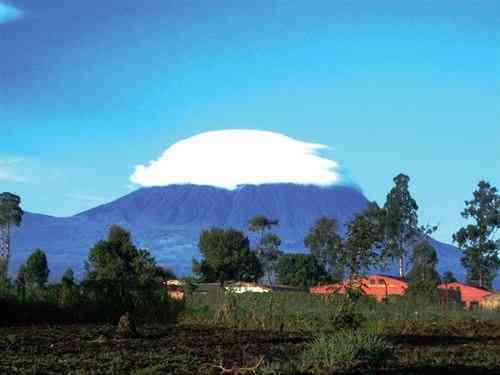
[163,279,185,300]
[439,282,494,308]
[480,293,500,310]
[225,282,309,294]
[190,283,225,304]
[310,274,408,301]
[225,282,272,294]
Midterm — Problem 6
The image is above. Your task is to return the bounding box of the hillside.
[10,183,480,286]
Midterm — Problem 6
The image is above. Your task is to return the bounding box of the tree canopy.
[406,241,441,297]
[84,225,165,315]
[197,227,262,286]
[442,270,457,284]
[21,249,49,288]
[248,215,282,284]
[382,174,420,277]
[453,181,500,289]
[304,217,343,278]
[0,192,24,282]
[276,253,326,288]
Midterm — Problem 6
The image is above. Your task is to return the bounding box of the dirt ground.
[1,324,500,374]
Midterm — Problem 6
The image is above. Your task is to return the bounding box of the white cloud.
[0,158,28,182]
[130,129,340,189]
[0,3,24,24]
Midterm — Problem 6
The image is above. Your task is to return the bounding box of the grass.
[301,330,394,371]
[2,290,500,373]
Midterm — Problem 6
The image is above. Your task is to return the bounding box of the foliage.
[0,192,23,282]
[247,214,279,240]
[276,253,326,287]
[302,330,393,370]
[382,173,420,277]
[248,215,282,284]
[304,217,343,279]
[256,233,283,284]
[406,241,441,299]
[453,181,500,289]
[21,249,49,288]
[0,192,23,227]
[342,207,385,283]
[84,225,169,320]
[197,227,262,286]
[442,270,457,284]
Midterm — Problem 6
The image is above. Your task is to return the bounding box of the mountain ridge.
[11,183,493,287]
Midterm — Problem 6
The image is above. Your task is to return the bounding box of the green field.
[2,292,500,374]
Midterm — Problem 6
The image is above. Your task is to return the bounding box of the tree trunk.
[399,256,404,278]
[0,223,10,279]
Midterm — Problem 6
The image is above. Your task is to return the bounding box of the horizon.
[1,1,499,245]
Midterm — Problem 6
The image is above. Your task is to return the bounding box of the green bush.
[301,330,393,370]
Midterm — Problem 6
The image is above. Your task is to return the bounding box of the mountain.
[10,183,486,286]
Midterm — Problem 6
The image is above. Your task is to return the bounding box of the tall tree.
[304,217,343,279]
[382,174,419,277]
[84,225,164,314]
[276,253,326,288]
[248,215,281,284]
[256,233,283,284]
[453,181,500,289]
[198,227,262,286]
[22,249,50,288]
[248,215,279,243]
[406,241,441,297]
[0,192,23,281]
[442,270,457,284]
[342,209,384,285]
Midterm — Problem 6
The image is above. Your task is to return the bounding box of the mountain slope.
[10,183,485,287]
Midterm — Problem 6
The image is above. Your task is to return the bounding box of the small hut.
[438,282,493,309]
[480,293,500,310]
[225,281,272,294]
[164,279,185,300]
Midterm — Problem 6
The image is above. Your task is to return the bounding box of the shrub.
[301,330,393,371]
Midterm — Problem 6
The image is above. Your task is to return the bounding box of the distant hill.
[11,183,489,287]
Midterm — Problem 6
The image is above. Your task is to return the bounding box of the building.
[310,274,408,301]
[225,282,272,294]
[163,279,185,300]
[439,282,494,308]
[480,293,500,310]
[225,282,308,294]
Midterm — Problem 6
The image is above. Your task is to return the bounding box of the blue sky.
[1,0,499,244]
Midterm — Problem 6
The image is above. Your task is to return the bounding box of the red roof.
[438,282,494,308]
[310,274,408,301]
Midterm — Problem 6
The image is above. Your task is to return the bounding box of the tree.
[248,215,282,284]
[60,268,78,306]
[22,249,49,288]
[304,217,343,279]
[382,174,420,277]
[25,249,49,288]
[61,268,75,286]
[84,225,165,315]
[197,227,263,286]
[406,241,441,297]
[453,181,500,289]
[256,233,283,284]
[192,257,217,283]
[342,209,384,285]
[0,192,23,282]
[442,270,457,284]
[276,253,326,288]
[248,215,279,243]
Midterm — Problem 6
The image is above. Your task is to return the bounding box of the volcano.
[11,183,476,286]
